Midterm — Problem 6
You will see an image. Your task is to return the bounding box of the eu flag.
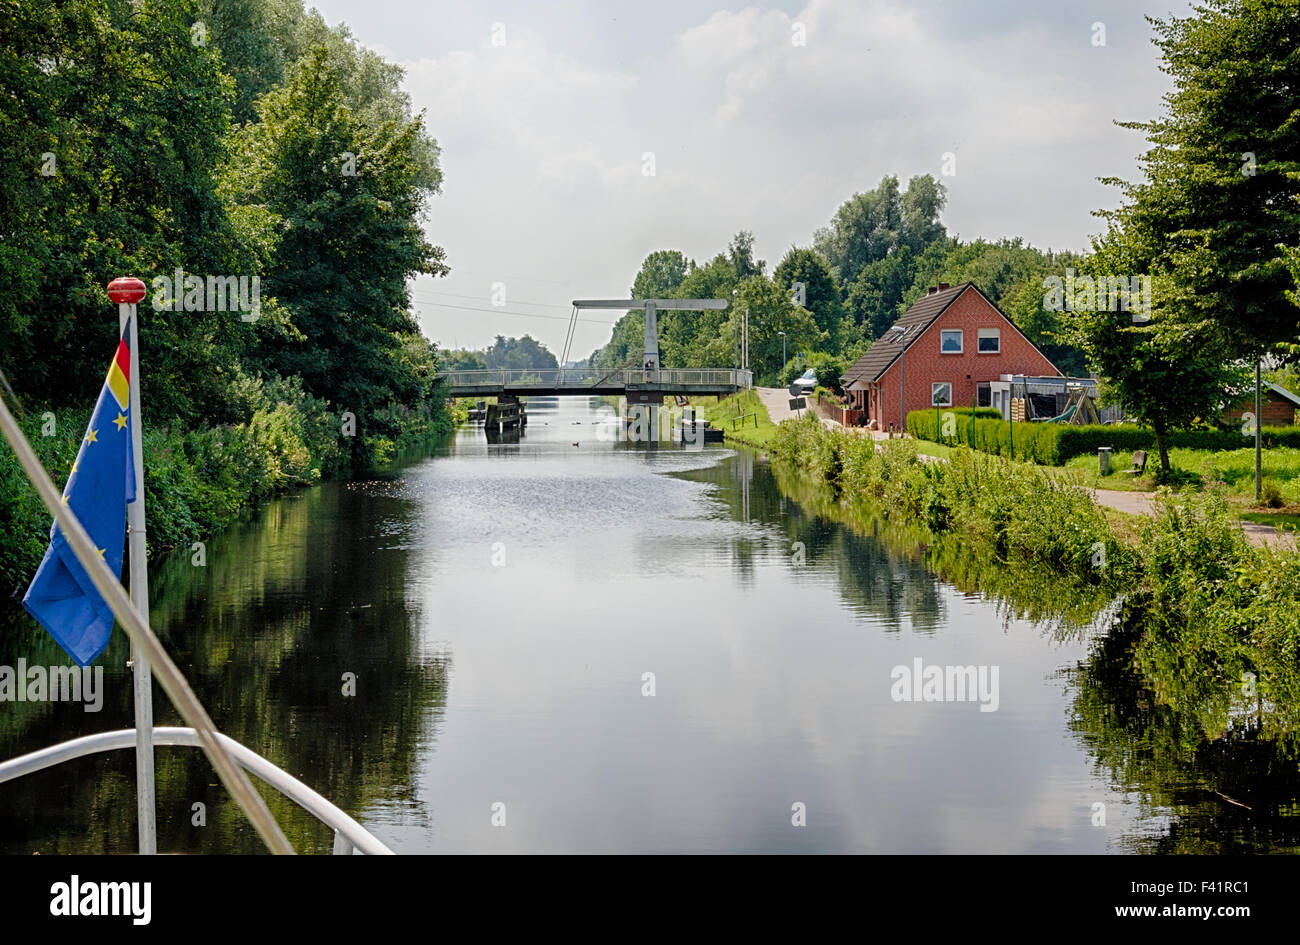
[23,320,137,666]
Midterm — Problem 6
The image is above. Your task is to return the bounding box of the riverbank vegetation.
[696,391,780,448]
[0,0,455,597]
[773,415,1300,759]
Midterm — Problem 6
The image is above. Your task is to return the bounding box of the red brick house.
[842,282,1060,430]
[1223,383,1300,427]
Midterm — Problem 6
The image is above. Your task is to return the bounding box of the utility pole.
[1255,360,1263,501]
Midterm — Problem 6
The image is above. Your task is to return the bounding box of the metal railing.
[0,727,394,855]
[439,368,752,390]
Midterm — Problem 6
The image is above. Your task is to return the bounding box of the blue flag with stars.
[23,320,137,666]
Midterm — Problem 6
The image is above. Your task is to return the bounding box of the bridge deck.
[438,368,752,397]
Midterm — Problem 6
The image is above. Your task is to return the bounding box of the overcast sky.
[306,0,1194,358]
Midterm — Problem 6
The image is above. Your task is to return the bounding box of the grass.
[1239,511,1300,532]
[907,437,961,460]
[911,435,1300,538]
[1063,445,1300,505]
[696,390,781,448]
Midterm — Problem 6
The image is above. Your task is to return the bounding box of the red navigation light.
[106,277,147,305]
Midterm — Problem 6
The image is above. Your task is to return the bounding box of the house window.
[932,382,953,407]
[940,329,963,353]
[976,382,991,407]
[978,327,1001,353]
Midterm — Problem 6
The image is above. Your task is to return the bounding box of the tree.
[702,276,824,386]
[631,250,692,299]
[1101,0,1300,362]
[222,46,447,454]
[1064,228,1242,477]
[482,335,558,371]
[814,175,946,289]
[773,248,844,348]
[728,231,764,278]
[0,0,254,421]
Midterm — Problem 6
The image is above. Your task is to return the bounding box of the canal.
[2,396,1297,853]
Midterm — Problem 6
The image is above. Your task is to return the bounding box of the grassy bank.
[771,415,1300,748]
[697,390,781,448]
[1,377,455,598]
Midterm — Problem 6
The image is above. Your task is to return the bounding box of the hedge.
[906,408,1300,465]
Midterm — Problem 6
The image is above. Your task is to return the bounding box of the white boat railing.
[0,727,394,855]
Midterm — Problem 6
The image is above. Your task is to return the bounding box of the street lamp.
[779,330,786,368]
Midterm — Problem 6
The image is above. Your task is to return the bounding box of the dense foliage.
[589,178,1092,386]
[773,415,1300,756]
[1067,0,1300,475]
[0,0,453,588]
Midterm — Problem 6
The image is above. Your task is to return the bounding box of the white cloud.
[314,0,1188,353]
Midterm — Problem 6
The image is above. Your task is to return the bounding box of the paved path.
[753,387,840,429]
[1089,488,1295,550]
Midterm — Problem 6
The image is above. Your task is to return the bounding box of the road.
[753,386,840,428]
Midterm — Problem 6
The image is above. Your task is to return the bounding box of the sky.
[305,0,1195,359]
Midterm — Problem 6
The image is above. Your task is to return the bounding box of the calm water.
[2,396,1298,853]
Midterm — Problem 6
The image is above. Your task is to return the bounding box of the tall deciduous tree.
[1102,0,1300,362]
[222,46,447,451]
[1066,229,1243,477]
[773,248,844,348]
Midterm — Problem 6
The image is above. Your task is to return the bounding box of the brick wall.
[1224,395,1297,427]
[872,287,1059,430]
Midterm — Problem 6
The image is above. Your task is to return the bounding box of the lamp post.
[779,330,786,370]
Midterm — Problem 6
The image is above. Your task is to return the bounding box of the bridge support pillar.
[625,392,662,444]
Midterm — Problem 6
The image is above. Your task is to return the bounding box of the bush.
[907,408,1300,466]
[773,414,1131,582]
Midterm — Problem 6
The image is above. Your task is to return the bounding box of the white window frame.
[932,382,953,407]
[939,329,963,354]
[977,327,1001,353]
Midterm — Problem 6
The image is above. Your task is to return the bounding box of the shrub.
[907,408,1300,466]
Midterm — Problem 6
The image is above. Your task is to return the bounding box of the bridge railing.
[439,369,752,390]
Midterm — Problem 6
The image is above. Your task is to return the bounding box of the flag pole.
[108,277,155,856]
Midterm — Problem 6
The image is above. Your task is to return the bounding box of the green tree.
[728,231,764,278]
[0,0,254,421]
[704,276,824,386]
[773,248,844,349]
[1065,229,1242,477]
[482,334,558,371]
[631,249,692,299]
[222,46,447,454]
[1103,0,1300,362]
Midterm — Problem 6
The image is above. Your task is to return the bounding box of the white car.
[793,368,818,393]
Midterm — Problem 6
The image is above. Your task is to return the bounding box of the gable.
[843,283,970,384]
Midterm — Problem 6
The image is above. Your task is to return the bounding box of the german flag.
[106,338,129,410]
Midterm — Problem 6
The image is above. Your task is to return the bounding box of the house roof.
[1269,382,1300,407]
[1225,381,1300,407]
[843,282,971,385]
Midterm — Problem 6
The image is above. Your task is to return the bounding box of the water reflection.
[3,396,1298,853]
[1,478,448,854]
